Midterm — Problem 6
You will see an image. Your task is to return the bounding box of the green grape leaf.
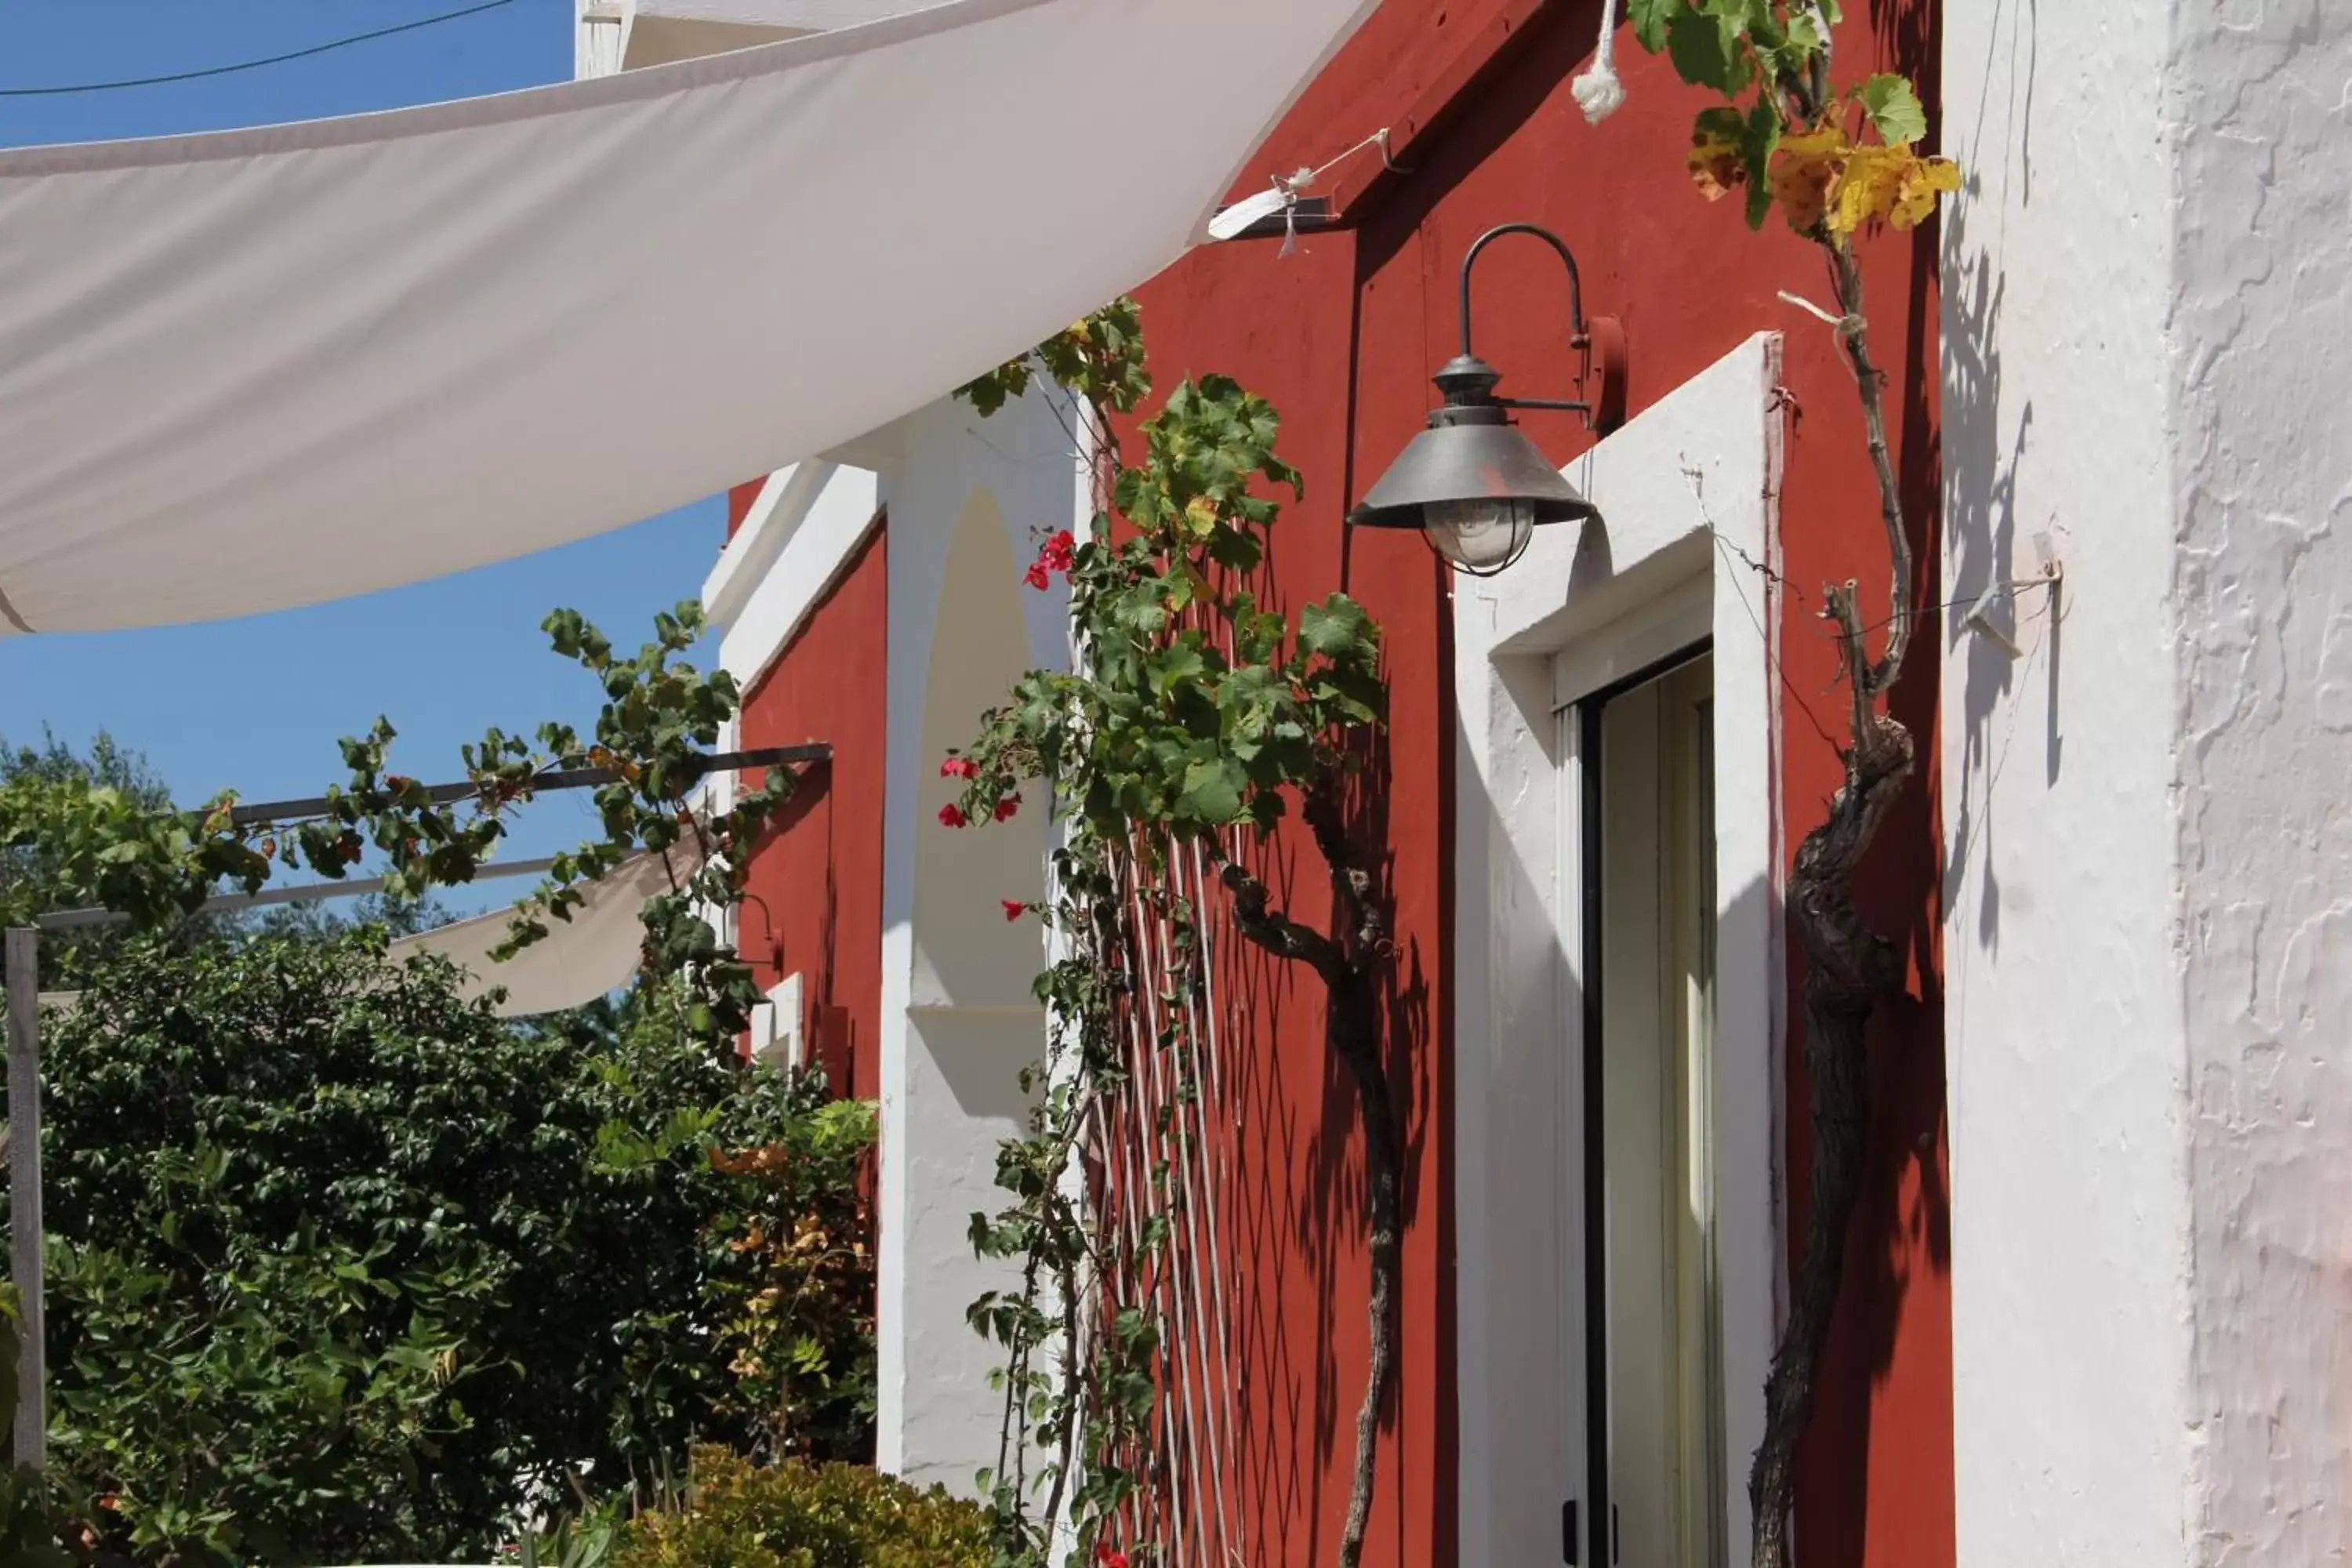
[1858,73,1928,147]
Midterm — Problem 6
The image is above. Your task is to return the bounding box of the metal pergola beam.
[226,742,830,826]
[5,931,41,1468]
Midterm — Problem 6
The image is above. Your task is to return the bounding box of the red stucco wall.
[728,479,765,539]
[735,521,889,1103]
[1128,1,1951,1563]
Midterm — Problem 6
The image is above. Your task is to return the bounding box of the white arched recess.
[866,389,1084,1492]
[1451,332,1787,1566]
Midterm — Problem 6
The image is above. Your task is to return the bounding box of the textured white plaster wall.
[1949,0,2352,1561]
[2171,3,2352,1559]
[1943,0,2193,1561]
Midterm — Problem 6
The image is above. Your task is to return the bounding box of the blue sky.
[0,1,724,906]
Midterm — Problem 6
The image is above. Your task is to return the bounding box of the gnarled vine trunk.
[1744,237,1922,1568]
[1750,678,1911,1567]
[1220,782,1400,1568]
[1331,971,1399,1568]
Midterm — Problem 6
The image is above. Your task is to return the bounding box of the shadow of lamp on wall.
[1348,222,1627,576]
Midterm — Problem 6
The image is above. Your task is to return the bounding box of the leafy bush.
[614,1448,991,1568]
[15,932,875,1566]
[514,1490,638,1568]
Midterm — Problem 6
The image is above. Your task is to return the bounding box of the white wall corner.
[2169,6,2352,1563]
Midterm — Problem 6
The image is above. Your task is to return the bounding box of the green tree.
[0,731,213,989]
[0,729,450,982]
[17,933,872,1566]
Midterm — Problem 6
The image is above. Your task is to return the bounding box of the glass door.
[1570,649,1722,1568]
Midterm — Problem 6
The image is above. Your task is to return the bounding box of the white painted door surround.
[1451,332,1786,1568]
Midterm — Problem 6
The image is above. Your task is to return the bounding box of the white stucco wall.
[1946,1,2352,1560]
[870,389,1083,1491]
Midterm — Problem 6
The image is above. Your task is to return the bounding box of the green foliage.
[0,746,267,953]
[702,1098,880,1466]
[514,1490,638,1568]
[1855,71,1926,146]
[22,938,874,1566]
[0,731,220,989]
[0,731,452,987]
[612,1447,991,1568]
[956,299,1149,421]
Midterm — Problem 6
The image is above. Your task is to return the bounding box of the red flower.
[1001,899,1027,922]
[940,756,978,780]
[938,804,968,829]
[1024,529,1077,590]
[993,793,1022,822]
[1094,1544,1128,1568]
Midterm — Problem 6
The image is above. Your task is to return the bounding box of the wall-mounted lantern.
[1348,223,1626,576]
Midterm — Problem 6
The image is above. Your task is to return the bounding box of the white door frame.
[1451,332,1788,1567]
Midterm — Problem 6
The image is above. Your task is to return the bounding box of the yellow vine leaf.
[1828,143,1908,236]
[1889,154,1962,229]
[1765,115,1962,239]
[1688,122,1743,203]
[1769,123,1847,233]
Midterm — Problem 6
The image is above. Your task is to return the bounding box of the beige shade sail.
[0,0,1369,634]
[389,847,695,1017]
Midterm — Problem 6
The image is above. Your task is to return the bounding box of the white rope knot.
[1570,0,1624,124]
[1571,64,1624,123]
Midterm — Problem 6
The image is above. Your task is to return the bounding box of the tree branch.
[1216,860,1345,985]
[1301,782,1387,967]
[1824,241,1914,695]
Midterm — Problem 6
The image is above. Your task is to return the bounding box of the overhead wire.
[0,0,519,98]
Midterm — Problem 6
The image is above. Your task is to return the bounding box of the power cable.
[0,0,520,98]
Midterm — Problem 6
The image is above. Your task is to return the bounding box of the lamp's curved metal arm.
[1458,222,1591,356]
[1457,222,1593,414]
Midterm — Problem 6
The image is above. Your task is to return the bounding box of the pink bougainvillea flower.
[940,756,978,780]
[938,804,968,829]
[1024,528,1077,590]
[1001,899,1027,922]
[993,793,1022,822]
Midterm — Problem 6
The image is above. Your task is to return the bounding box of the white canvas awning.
[0,0,1368,635]
[389,848,691,1017]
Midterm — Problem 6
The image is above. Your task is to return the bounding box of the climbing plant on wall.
[949,308,1401,1568]
[1621,2,1955,1563]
